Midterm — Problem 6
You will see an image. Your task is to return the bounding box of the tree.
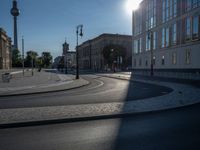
[24,51,38,67]
[41,52,52,68]
[12,49,22,67]
[36,57,43,68]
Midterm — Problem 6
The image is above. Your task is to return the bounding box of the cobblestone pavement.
[0,69,89,96]
[0,72,200,127]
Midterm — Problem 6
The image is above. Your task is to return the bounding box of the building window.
[172,52,177,65]
[162,56,165,65]
[186,0,192,11]
[153,32,157,50]
[172,23,177,45]
[166,28,169,46]
[186,17,192,41]
[146,0,156,30]
[185,15,200,41]
[162,28,165,47]
[134,40,138,54]
[186,0,200,11]
[146,35,150,51]
[134,38,142,54]
[185,50,191,64]
[161,27,170,48]
[146,32,156,51]
[134,10,142,36]
[193,0,200,8]
[173,0,177,17]
[139,38,142,53]
[192,16,199,40]
[162,0,177,23]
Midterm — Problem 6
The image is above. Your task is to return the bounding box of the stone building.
[78,33,132,71]
[0,28,12,69]
[132,0,200,79]
[62,41,76,69]
[66,51,76,69]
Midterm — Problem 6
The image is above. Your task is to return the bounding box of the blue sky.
[0,0,134,59]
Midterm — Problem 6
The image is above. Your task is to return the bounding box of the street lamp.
[148,30,154,76]
[76,24,83,79]
[110,49,116,73]
[31,52,34,76]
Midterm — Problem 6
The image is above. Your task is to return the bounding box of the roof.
[80,33,132,46]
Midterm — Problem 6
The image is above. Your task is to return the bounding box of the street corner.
[0,75,90,97]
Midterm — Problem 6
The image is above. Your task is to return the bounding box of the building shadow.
[107,72,176,150]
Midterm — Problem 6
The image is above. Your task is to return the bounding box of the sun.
[125,0,141,15]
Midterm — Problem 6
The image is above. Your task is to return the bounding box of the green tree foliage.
[41,52,53,68]
[24,51,38,67]
[12,49,22,67]
[36,57,43,68]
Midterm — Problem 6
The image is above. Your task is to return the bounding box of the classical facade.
[62,41,76,69]
[0,28,12,69]
[66,51,76,68]
[53,41,76,70]
[78,33,132,71]
[132,0,200,78]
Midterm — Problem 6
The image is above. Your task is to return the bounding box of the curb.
[1,73,200,129]
[0,79,90,97]
[0,102,199,129]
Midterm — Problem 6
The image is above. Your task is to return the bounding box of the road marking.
[161,91,169,94]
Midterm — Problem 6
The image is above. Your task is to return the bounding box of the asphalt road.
[0,102,200,150]
[0,74,172,109]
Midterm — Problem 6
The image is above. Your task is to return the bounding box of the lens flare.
[125,0,141,15]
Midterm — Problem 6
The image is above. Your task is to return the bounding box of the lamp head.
[79,28,83,37]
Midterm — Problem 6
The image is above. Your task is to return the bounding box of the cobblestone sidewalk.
[1,72,200,127]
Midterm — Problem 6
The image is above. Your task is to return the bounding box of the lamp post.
[22,36,24,76]
[148,31,154,76]
[76,24,83,79]
[110,49,116,73]
[31,52,34,76]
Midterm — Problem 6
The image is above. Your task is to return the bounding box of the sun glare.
[125,0,141,15]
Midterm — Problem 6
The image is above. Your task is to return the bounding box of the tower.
[62,40,69,74]
[62,40,69,55]
[10,0,20,50]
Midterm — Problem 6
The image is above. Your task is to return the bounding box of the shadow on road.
[110,72,174,150]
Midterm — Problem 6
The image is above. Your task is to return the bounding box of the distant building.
[132,0,200,79]
[78,33,132,71]
[0,28,12,69]
[66,51,76,69]
[52,40,76,70]
[62,41,76,69]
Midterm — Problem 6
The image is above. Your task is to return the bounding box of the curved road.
[0,103,200,150]
[0,75,199,150]
[0,74,172,109]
